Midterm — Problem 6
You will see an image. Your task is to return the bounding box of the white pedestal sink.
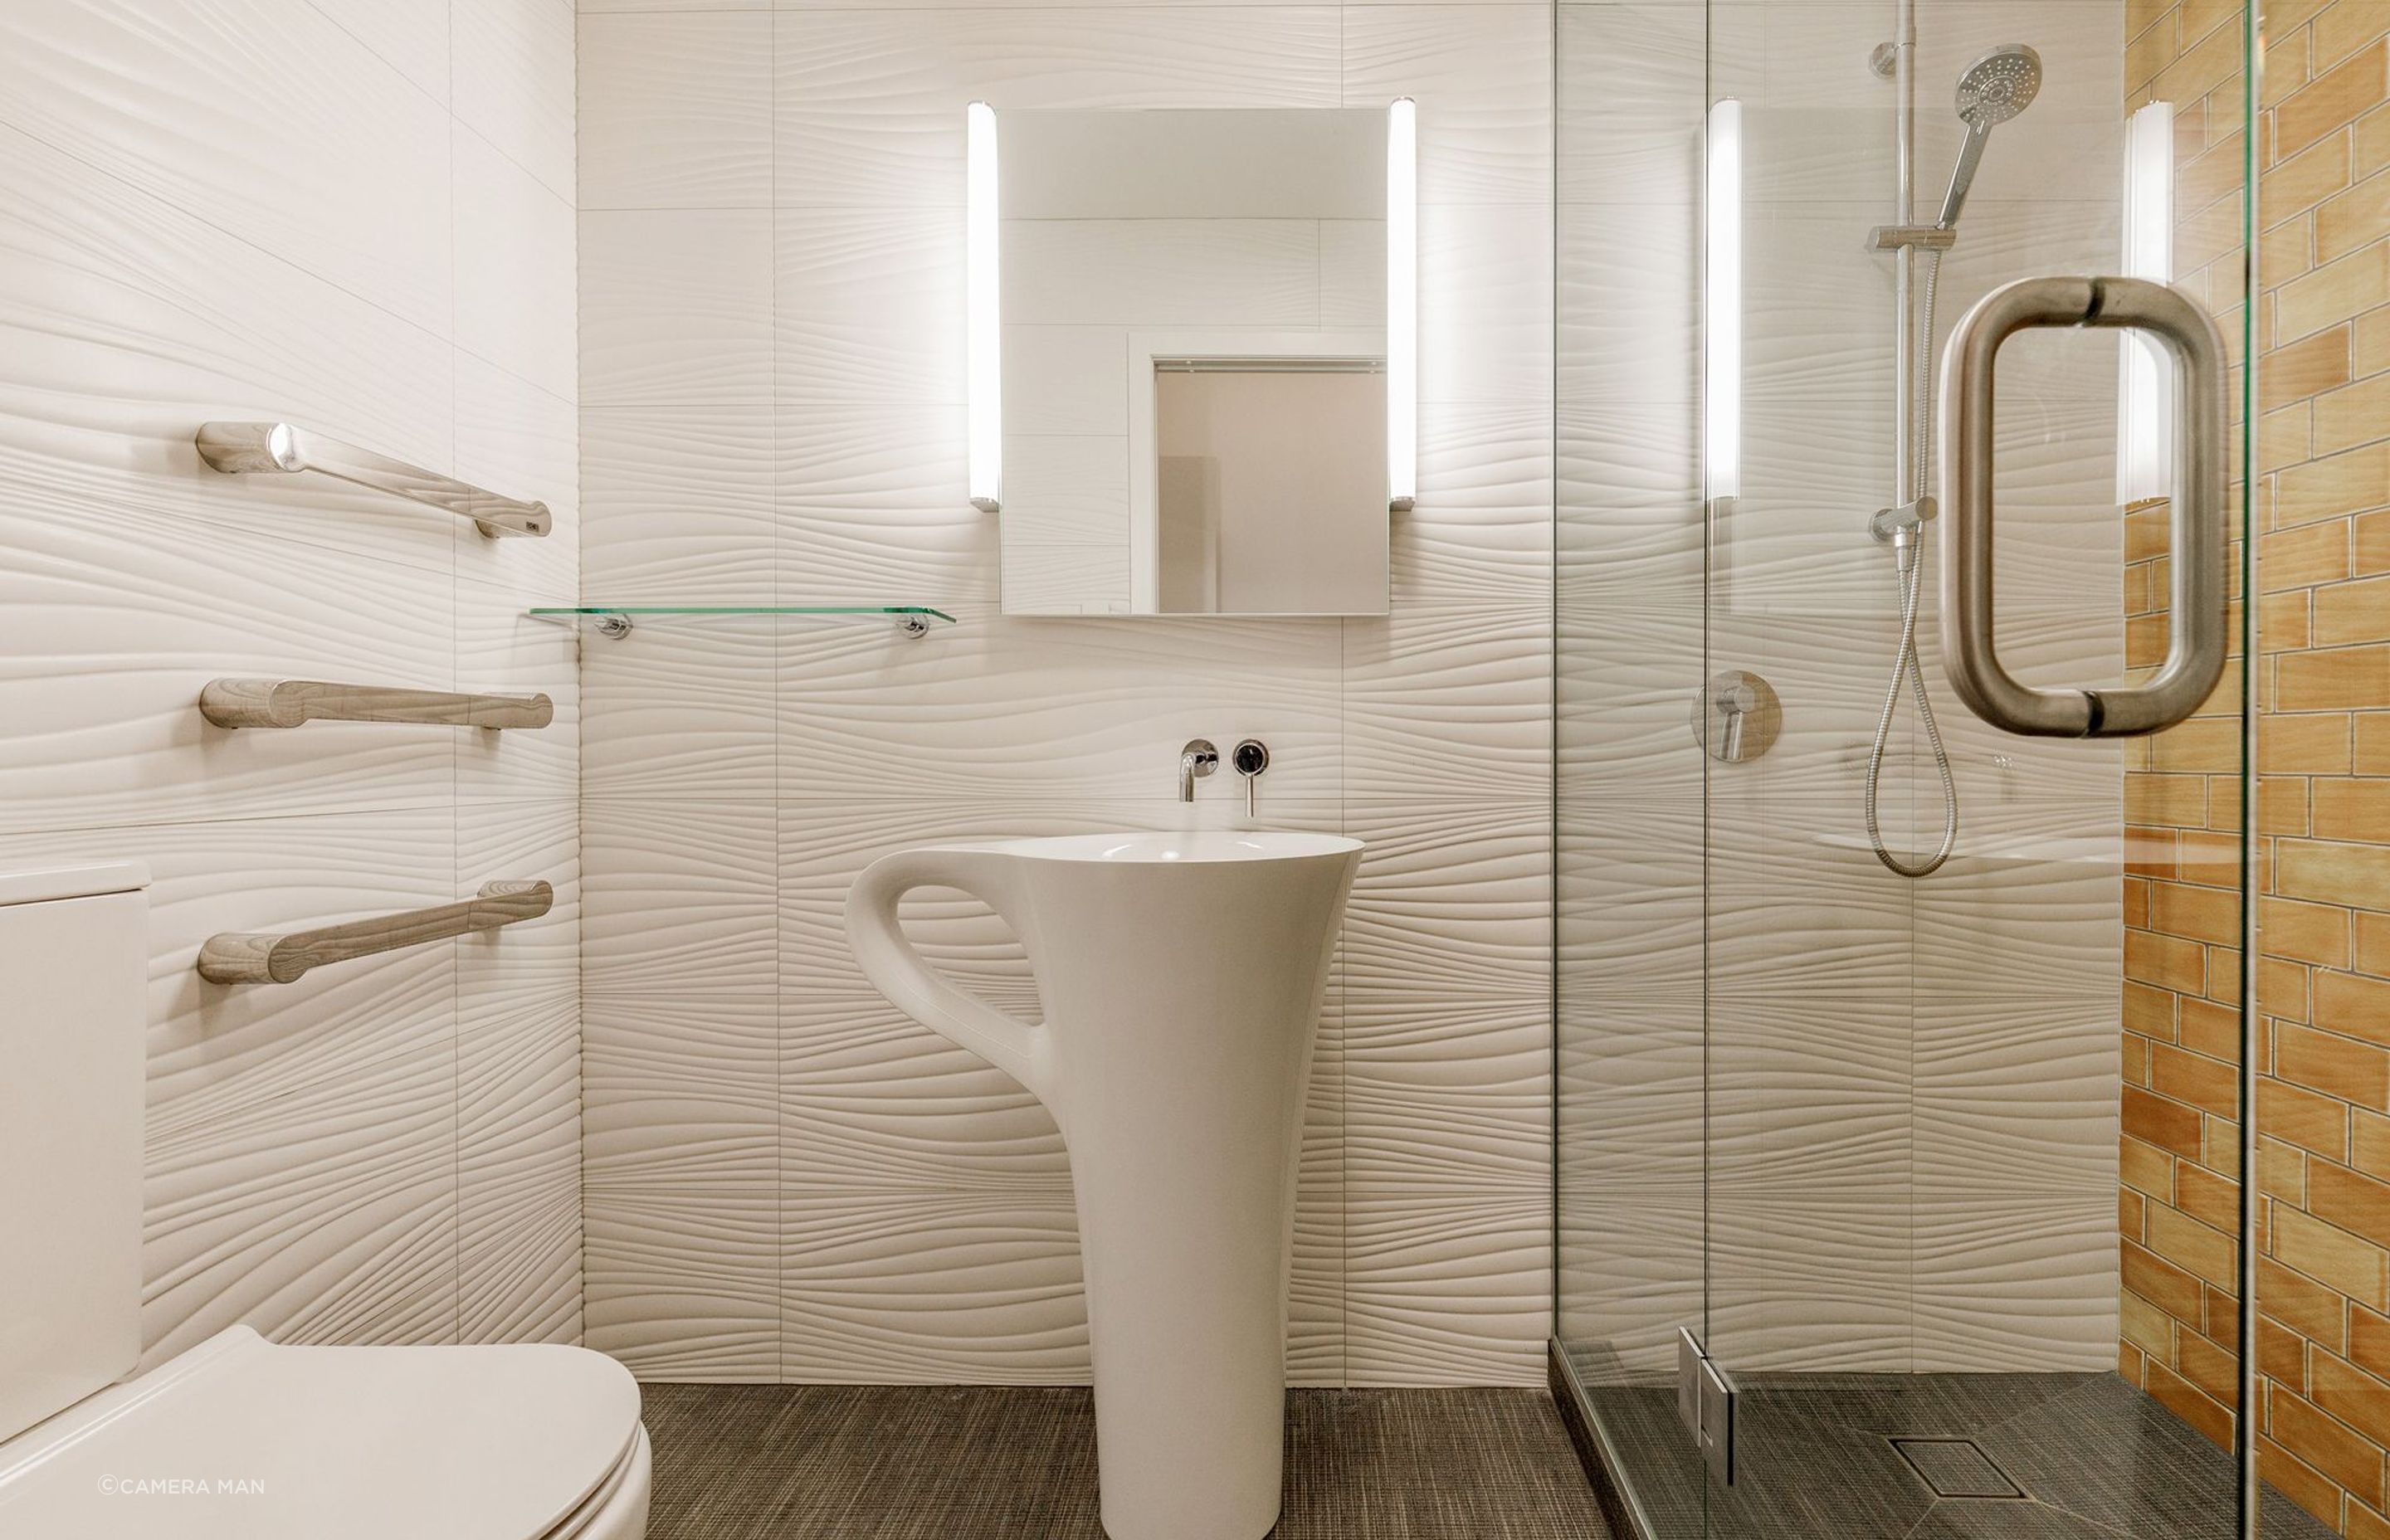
[845,831,1363,1540]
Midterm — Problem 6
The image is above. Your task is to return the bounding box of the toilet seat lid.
[0,1325,642,1540]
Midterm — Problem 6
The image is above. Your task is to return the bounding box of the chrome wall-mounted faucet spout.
[1178,739,1219,802]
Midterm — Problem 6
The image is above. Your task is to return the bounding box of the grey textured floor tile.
[1905,1499,2137,1538]
[1569,1366,2335,1540]
[1739,1374,2086,1439]
[639,1382,1614,1539]
[1702,1406,1938,1540]
[1577,1383,1939,1540]
[1969,1375,2331,1540]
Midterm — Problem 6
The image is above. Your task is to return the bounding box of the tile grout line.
[448,0,466,1348]
[768,0,791,1384]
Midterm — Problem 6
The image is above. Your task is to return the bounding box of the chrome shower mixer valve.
[1232,739,1271,816]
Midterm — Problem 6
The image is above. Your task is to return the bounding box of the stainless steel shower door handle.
[1937,275,2230,738]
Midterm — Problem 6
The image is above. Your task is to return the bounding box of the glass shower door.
[1555,1,2276,1536]
[1701,2,2256,1530]
[1700,0,2261,1534]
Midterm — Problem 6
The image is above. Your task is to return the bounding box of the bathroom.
[0,0,2381,1536]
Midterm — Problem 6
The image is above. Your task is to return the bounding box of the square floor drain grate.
[1890,1437,2026,1499]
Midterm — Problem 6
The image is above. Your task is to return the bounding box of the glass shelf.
[526,605,956,639]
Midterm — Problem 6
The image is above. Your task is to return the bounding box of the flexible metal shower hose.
[1865,247,1959,878]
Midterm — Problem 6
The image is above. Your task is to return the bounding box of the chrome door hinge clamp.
[1676,1328,1737,1487]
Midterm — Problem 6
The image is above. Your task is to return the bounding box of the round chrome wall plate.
[1690,670,1783,763]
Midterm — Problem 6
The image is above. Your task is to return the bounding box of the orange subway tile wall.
[2119,0,2256,1471]
[2125,1,2390,1532]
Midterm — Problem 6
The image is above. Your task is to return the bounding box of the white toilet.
[0,864,652,1539]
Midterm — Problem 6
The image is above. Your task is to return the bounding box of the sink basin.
[846,829,1363,1540]
[958,830,1355,863]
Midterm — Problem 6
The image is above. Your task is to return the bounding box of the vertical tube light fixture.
[1387,98,1417,512]
[1705,99,1743,504]
[968,101,1002,513]
[2118,100,2176,507]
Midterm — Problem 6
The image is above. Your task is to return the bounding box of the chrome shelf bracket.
[526,609,637,639]
[524,607,947,639]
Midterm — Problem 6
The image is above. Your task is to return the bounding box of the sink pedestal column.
[846,834,1362,1540]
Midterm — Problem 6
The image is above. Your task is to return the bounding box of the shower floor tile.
[1564,1363,2336,1540]
[640,1382,1614,1538]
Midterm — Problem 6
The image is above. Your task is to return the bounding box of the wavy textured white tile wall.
[770,617,1346,803]
[1400,403,1554,606]
[583,12,773,211]
[581,2,1553,1386]
[768,9,1344,208]
[0,0,453,335]
[580,405,781,602]
[1555,997,1702,1188]
[587,1193,781,1381]
[582,209,775,407]
[1343,5,1549,206]
[584,801,779,996]
[0,131,456,573]
[778,991,1071,1192]
[459,992,582,1345]
[1915,998,2122,1192]
[1913,1196,2119,1372]
[780,1193,1091,1383]
[451,0,580,207]
[1557,1192,1700,1372]
[0,2,578,1362]
[1706,1193,1918,1374]
[778,402,988,600]
[456,131,578,406]
[1344,605,1549,800]
[1344,1189,1550,1382]
[778,208,967,404]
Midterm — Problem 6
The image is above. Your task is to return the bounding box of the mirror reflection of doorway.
[1152,364,1388,616]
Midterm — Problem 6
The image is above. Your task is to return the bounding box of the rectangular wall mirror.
[973,105,1412,617]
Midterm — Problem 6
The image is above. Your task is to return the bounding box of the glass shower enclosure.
[1554,1,2277,1534]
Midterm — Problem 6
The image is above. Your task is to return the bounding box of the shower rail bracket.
[1868,224,1957,251]
[1869,495,1936,543]
[195,421,551,539]
[198,880,554,986]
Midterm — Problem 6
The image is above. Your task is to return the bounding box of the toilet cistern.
[1178,738,1218,802]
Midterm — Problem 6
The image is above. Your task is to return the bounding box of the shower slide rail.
[199,678,553,730]
[194,421,551,538]
[1939,275,2228,738]
[198,881,554,986]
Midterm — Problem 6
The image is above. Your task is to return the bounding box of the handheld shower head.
[1936,44,2043,229]
[1956,43,2043,129]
